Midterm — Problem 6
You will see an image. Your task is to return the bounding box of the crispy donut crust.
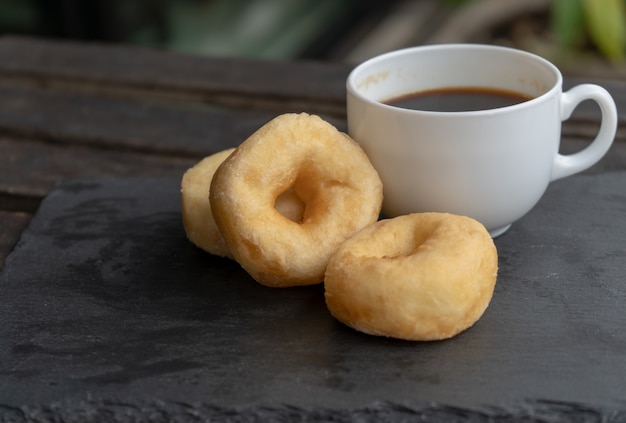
[210,113,383,287]
[324,213,498,341]
[181,148,236,258]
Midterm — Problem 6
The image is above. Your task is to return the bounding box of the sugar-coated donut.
[182,149,305,258]
[210,113,383,287]
[324,213,498,341]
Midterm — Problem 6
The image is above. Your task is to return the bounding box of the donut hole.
[388,225,441,259]
[274,187,305,223]
[346,218,441,260]
[288,162,354,226]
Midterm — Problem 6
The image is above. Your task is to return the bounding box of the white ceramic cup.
[346,44,618,237]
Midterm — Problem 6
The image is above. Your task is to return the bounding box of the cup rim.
[346,43,563,116]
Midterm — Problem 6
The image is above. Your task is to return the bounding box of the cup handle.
[551,84,618,181]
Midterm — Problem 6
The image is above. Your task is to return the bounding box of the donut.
[324,213,498,341]
[181,149,235,257]
[210,113,383,287]
[181,149,305,257]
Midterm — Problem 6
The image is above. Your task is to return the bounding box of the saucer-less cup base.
[488,224,511,239]
[346,45,617,236]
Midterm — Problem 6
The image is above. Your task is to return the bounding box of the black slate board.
[1,175,626,421]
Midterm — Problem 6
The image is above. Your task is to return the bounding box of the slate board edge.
[2,397,626,423]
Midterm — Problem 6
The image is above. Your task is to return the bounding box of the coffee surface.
[384,87,533,112]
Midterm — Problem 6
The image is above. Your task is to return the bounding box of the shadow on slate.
[0,175,625,422]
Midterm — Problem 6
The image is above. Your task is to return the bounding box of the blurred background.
[0,0,624,75]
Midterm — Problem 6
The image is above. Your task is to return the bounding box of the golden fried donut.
[210,113,383,287]
[324,213,498,341]
[181,149,305,257]
[181,149,236,257]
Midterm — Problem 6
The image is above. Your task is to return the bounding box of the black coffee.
[384,87,533,112]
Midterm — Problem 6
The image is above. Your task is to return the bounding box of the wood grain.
[0,36,350,116]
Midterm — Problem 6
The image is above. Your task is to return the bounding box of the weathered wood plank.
[0,136,197,205]
[0,83,348,155]
[0,83,275,156]
[0,36,350,116]
[2,37,626,121]
[1,37,626,119]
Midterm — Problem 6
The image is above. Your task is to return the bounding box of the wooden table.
[0,36,350,263]
[1,36,626,421]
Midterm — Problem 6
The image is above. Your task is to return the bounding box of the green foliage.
[582,0,626,61]
[552,0,626,62]
[552,0,585,49]
[447,0,626,62]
